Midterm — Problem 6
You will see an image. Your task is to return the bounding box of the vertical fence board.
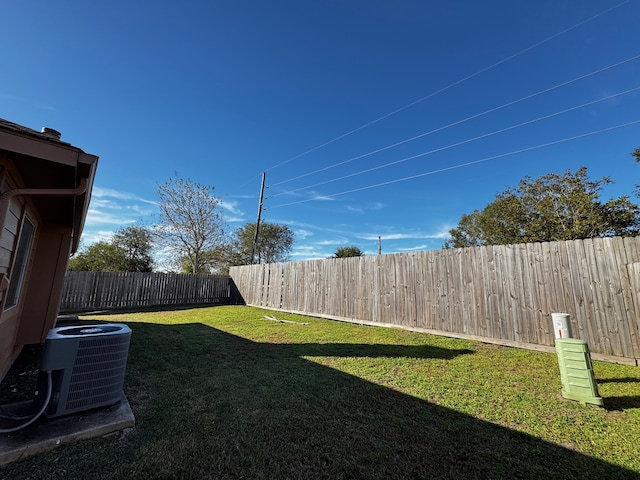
[624,262,640,360]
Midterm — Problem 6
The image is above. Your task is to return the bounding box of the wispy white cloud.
[269,188,335,202]
[282,220,348,235]
[89,198,119,209]
[357,228,450,241]
[36,103,56,112]
[357,233,419,241]
[397,244,428,251]
[0,93,56,111]
[228,194,254,199]
[92,187,157,205]
[345,202,385,214]
[290,245,328,259]
[88,199,154,217]
[126,204,155,216]
[294,229,313,239]
[432,226,453,240]
[77,229,115,246]
[85,208,138,226]
[220,199,243,216]
[82,186,159,244]
[315,238,348,246]
[310,191,335,202]
[220,200,245,223]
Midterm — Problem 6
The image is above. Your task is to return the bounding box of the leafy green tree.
[253,222,294,264]
[177,249,227,274]
[68,225,155,272]
[112,225,154,272]
[209,244,243,274]
[230,222,294,266]
[446,166,640,248]
[332,246,364,258]
[155,175,226,274]
[68,242,129,272]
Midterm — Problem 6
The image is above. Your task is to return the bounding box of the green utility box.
[555,338,603,406]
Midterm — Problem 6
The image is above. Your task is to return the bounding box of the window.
[4,216,35,310]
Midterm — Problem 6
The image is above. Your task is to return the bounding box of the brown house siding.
[0,157,39,376]
[17,226,72,345]
[0,120,98,379]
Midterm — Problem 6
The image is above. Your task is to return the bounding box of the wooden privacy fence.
[230,237,640,365]
[59,271,237,312]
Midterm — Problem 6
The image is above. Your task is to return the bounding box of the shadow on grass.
[256,342,475,360]
[2,321,638,480]
[597,377,640,384]
[596,378,640,411]
[604,396,640,412]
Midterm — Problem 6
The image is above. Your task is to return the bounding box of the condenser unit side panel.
[39,338,81,372]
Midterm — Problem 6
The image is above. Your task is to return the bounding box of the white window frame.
[4,215,35,310]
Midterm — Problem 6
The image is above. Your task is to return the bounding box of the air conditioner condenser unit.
[36,323,132,418]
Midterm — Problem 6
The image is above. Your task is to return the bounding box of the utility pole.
[250,172,266,265]
[378,236,382,255]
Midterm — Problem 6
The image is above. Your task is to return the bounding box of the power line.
[270,86,640,198]
[271,53,640,189]
[268,119,640,209]
[263,0,630,175]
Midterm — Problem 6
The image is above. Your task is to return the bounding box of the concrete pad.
[0,393,134,466]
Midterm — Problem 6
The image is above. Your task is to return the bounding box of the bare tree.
[155,175,226,274]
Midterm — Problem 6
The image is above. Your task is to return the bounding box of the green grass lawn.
[2,305,640,479]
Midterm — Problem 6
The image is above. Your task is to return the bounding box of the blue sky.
[2,1,640,261]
